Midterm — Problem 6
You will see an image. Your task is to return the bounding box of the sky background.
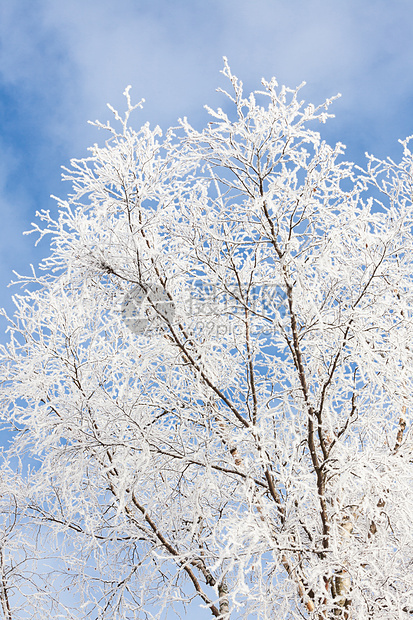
[1,0,413,320]
[1,1,413,617]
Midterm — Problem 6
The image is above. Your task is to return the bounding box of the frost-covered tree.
[1,61,413,619]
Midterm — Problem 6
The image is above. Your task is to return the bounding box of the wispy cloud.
[3,1,413,151]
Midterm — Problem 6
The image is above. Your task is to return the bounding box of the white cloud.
[3,0,413,153]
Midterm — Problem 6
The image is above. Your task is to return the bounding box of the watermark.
[188,281,287,321]
[121,283,176,335]
[121,281,287,336]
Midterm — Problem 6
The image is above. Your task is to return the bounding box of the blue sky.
[1,1,413,616]
[1,0,413,322]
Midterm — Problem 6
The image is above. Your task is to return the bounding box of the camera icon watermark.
[121,283,175,335]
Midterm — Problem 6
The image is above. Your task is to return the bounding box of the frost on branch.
[1,64,413,619]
